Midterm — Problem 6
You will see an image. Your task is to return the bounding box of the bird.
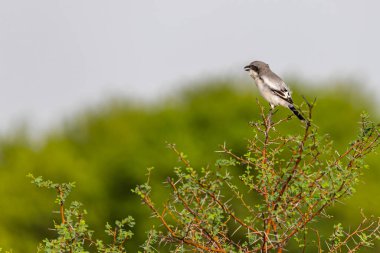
[244,61,305,121]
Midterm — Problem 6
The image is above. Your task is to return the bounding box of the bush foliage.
[134,101,380,252]
[22,99,380,252]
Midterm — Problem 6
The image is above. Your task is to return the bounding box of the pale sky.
[1,0,379,134]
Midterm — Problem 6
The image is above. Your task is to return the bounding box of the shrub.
[27,174,134,253]
[135,101,380,252]
[27,101,380,252]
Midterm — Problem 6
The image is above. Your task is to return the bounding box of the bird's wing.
[261,75,293,104]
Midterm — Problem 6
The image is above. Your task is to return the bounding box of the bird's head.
[244,61,269,76]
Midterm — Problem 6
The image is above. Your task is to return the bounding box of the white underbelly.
[254,78,289,107]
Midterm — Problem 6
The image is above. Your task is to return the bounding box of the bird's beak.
[244,65,251,71]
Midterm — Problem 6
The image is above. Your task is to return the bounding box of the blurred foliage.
[0,80,379,252]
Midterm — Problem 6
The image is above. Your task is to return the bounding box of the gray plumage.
[244,61,305,121]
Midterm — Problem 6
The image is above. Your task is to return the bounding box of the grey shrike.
[244,61,305,121]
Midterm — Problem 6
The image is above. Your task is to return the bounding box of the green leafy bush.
[28,174,135,253]
[135,101,380,252]
[21,102,380,252]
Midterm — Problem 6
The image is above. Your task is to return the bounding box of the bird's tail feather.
[288,105,305,121]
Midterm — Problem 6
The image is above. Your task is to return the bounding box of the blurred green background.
[0,80,379,252]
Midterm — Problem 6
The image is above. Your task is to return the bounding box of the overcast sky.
[1,0,379,134]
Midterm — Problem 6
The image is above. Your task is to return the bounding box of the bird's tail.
[288,105,305,121]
